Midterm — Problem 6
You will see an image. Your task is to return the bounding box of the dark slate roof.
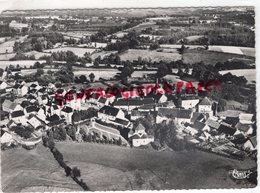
[199,97,212,106]
[191,112,204,123]
[56,89,65,94]
[13,84,20,89]
[114,98,154,107]
[28,88,37,94]
[99,106,120,117]
[178,109,192,119]
[62,106,73,113]
[98,97,107,104]
[249,136,257,147]
[20,100,31,108]
[131,134,141,139]
[218,122,236,135]
[26,105,39,113]
[11,110,25,118]
[193,121,206,131]
[53,105,59,110]
[46,114,60,122]
[114,99,129,106]
[110,118,129,126]
[30,83,38,88]
[157,108,179,118]
[128,99,143,106]
[235,122,251,132]
[158,108,192,119]
[37,87,46,93]
[142,98,154,105]
[27,94,36,100]
[225,117,239,127]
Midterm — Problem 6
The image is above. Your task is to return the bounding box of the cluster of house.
[0,78,257,152]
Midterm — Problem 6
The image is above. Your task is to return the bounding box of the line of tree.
[42,134,90,190]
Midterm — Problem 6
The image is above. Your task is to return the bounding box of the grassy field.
[56,142,256,191]
[24,51,51,59]
[0,60,45,69]
[1,144,81,192]
[219,69,256,83]
[161,45,255,57]
[73,67,120,80]
[0,53,15,61]
[120,49,182,62]
[44,47,96,57]
[119,48,254,65]
[182,49,254,65]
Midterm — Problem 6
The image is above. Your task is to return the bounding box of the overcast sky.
[0,0,257,12]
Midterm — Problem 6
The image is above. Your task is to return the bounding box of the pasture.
[73,67,120,80]
[0,60,45,69]
[44,47,96,57]
[120,49,182,62]
[219,69,256,83]
[56,142,256,190]
[1,144,81,192]
[160,44,255,57]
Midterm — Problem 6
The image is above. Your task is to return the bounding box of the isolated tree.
[0,68,3,77]
[46,56,54,66]
[35,69,44,77]
[117,137,122,146]
[79,75,87,83]
[72,167,81,178]
[89,73,95,82]
[65,166,72,176]
[157,63,169,78]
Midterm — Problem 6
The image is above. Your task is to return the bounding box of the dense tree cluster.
[10,125,33,139]
[72,108,98,123]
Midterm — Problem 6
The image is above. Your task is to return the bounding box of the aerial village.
[0,7,256,164]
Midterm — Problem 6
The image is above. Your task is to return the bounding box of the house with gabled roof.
[183,126,198,136]
[97,97,110,107]
[98,106,125,122]
[36,87,46,96]
[24,105,39,116]
[234,122,253,136]
[218,122,236,136]
[27,116,42,129]
[37,94,48,105]
[2,99,13,112]
[46,114,65,127]
[205,118,221,130]
[179,96,200,110]
[239,113,254,124]
[0,81,7,90]
[156,107,192,124]
[129,123,154,147]
[18,84,28,97]
[1,132,15,146]
[12,84,20,95]
[190,112,205,124]
[114,98,154,111]
[198,131,213,142]
[2,100,23,113]
[130,110,149,121]
[243,136,257,151]
[198,97,213,116]
[193,121,210,132]
[61,106,74,123]
[7,120,17,129]
[10,110,27,124]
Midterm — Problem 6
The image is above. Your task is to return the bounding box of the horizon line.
[1,5,255,12]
